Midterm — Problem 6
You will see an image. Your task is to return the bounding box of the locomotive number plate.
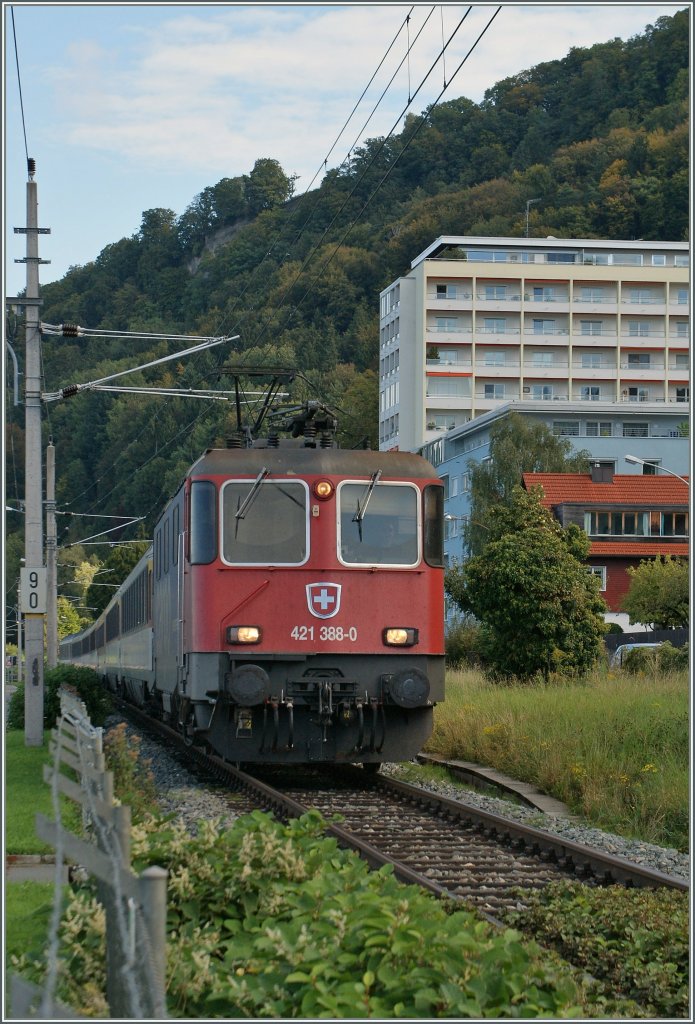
[291,625,358,642]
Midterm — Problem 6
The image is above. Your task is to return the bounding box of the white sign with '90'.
[20,567,47,614]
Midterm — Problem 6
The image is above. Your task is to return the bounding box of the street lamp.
[624,454,690,487]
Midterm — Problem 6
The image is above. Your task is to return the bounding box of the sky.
[3,2,688,298]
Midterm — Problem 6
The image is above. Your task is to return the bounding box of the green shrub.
[507,881,689,1018]
[27,811,584,1018]
[606,622,624,634]
[622,642,689,675]
[7,665,112,730]
[445,619,482,667]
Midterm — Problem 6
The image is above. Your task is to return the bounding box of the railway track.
[115,700,688,923]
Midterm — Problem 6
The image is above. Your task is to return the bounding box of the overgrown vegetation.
[7,665,112,731]
[622,641,689,674]
[427,666,689,851]
[507,882,689,1019]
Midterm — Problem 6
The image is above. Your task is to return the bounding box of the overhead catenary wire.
[10,7,30,164]
[195,6,427,347]
[276,7,502,340]
[250,5,489,351]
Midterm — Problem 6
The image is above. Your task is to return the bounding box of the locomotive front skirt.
[60,445,445,766]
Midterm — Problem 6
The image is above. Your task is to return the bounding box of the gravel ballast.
[114,717,690,884]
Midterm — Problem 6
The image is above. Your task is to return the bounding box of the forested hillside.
[5,10,689,624]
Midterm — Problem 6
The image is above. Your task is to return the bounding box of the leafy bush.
[37,811,584,1018]
[606,622,624,635]
[622,642,689,675]
[507,881,689,1018]
[445,619,482,667]
[7,666,112,730]
[103,723,157,819]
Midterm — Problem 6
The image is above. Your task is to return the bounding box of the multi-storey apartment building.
[379,236,690,453]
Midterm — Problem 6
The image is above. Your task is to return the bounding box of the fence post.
[139,866,169,1014]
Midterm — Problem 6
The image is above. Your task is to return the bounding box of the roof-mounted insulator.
[27,158,36,179]
[61,384,80,398]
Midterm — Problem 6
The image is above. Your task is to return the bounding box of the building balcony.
[571,298,618,311]
[522,365,571,379]
[426,358,473,368]
[425,296,473,311]
[619,361,665,372]
[621,300,667,314]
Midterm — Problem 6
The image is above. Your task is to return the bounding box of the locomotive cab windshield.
[339,481,419,566]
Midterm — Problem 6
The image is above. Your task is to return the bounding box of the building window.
[581,353,604,368]
[436,283,457,299]
[589,511,646,536]
[427,378,468,397]
[585,421,612,437]
[627,323,650,337]
[580,320,604,335]
[484,285,507,300]
[675,325,688,340]
[483,317,507,333]
[532,287,558,301]
[580,287,606,302]
[532,351,554,366]
[651,254,666,266]
[484,351,506,366]
[676,387,689,402]
[586,565,607,590]
[435,317,459,332]
[627,386,649,402]
[659,512,688,536]
[531,384,554,400]
[628,353,651,367]
[629,288,658,304]
[640,460,660,475]
[532,319,556,334]
[553,421,579,436]
[580,386,601,401]
[622,422,649,437]
[484,383,505,399]
[676,289,688,304]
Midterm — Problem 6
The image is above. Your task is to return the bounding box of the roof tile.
[523,473,689,506]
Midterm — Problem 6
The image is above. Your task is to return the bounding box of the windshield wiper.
[352,469,382,541]
[235,467,270,534]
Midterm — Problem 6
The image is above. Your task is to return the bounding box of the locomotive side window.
[190,481,217,564]
[221,480,308,565]
[423,484,445,567]
[338,482,419,566]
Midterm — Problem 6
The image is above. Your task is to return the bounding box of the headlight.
[313,479,334,500]
[227,626,262,644]
[383,627,419,647]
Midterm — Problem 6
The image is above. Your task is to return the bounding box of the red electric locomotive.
[60,398,445,767]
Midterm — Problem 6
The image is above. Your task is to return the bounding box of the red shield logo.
[306,582,341,619]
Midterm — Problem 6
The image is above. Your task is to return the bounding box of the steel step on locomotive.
[60,397,445,766]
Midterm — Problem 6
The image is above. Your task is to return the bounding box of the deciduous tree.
[446,487,606,680]
[622,556,689,630]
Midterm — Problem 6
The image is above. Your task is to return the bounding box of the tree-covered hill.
[5,11,689,621]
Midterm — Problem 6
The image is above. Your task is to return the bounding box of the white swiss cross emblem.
[306,582,342,619]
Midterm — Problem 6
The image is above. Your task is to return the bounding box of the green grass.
[427,666,689,851]
[5,730,81,855]
[5,882,60,962]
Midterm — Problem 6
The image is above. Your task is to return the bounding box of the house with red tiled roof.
[522,468,689,623]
